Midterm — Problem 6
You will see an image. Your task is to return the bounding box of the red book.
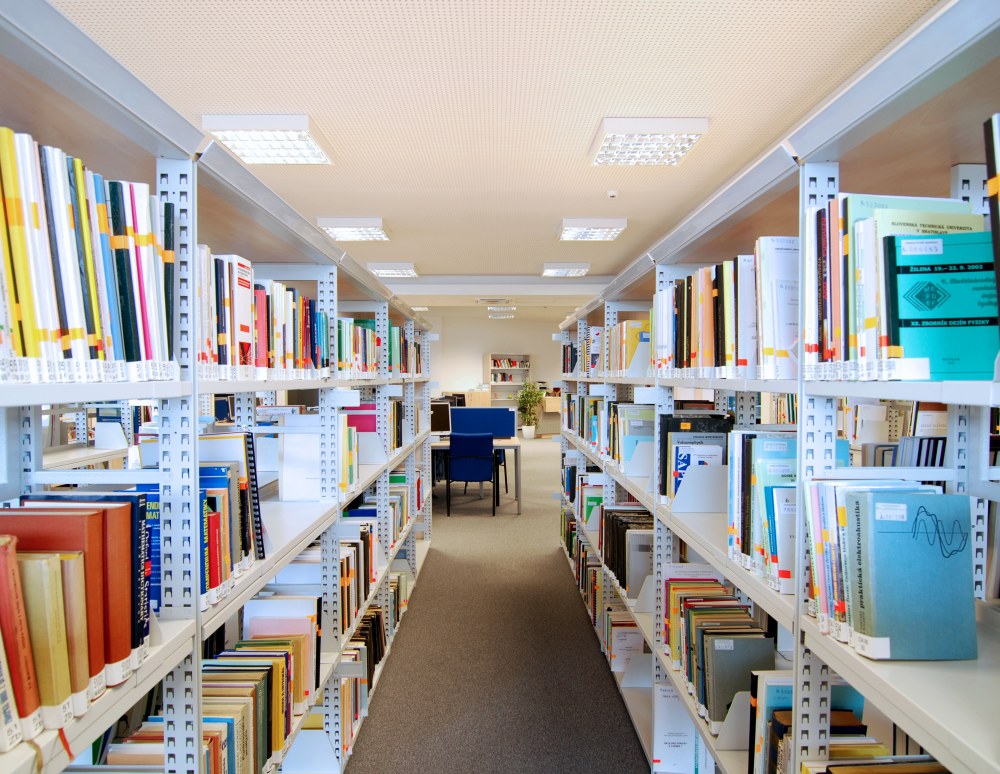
[0,536,43,740]
[0,509,107,700]
[207,511,222,592]
[254,286,268,368]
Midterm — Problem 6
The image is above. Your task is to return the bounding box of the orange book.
[0,508,108,697]
[0,536,43,740]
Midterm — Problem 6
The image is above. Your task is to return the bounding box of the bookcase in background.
[0,3,434,773]
[484,352,531,419]
[555,3,1000,773]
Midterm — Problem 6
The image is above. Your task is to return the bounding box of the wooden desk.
[431,436,522,514]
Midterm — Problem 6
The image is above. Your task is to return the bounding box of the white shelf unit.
[555,3,1000,773]
[0,3,434,773]
[485,352,531,408]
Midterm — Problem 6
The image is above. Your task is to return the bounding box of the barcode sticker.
[875,503,908,522]
[714,639,735,651]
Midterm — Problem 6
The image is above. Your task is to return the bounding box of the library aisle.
[345,438,647,773]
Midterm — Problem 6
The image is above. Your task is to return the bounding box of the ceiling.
[50,0,941,322]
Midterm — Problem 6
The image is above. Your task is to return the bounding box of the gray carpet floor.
[344,437,648,774]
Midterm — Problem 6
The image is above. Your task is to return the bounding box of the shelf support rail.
[157,156,203,774]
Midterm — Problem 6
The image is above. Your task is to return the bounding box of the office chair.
[446,432,499,516]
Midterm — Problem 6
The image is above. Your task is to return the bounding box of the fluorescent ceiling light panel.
[477,298,511,305]
[318,217,389,241]
[488,306,517,312]
[411,306,429,312]
[202,114,331,164]
[367,262,418,278]
[543,262,591,278]
[489,313,515,319]
[592,117,708,166]
[560,218,626,241]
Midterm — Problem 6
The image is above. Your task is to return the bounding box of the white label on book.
[854,632,892,659]
[875,503,908,522]
[762,441,788,452]
[900,237,944,255]
[713,639,734,651]
[764,462,792,475]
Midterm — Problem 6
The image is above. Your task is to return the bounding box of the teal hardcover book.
[884,231,999,379]
[854,490,977,660]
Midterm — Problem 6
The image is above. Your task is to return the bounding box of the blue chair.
[446,432,498,516]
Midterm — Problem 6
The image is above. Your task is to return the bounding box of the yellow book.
[0,153,21,360]
[17,552,74,729]
[0,127,39,359]
[57,551,91,716]
[70,156,104,361]
[201,700,253,774]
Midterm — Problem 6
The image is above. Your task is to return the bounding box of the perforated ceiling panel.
[53,0,939,316]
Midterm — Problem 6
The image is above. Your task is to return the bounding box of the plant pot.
[521,425,536,439]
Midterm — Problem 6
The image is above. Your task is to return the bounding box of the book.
[57,552,91,717]
[0,536,43,740]
[702,631,774,734]
[986,114,1000,312]
[883,231,999,379]
[16,552,74,729]
[850,490,977,659]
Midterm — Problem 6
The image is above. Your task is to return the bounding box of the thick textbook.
[883,231,999,379]
[16,553,74,729]
[849,490,977,660]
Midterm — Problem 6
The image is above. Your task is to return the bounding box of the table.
[431,436,522,514]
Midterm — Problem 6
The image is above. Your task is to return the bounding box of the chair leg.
[492,467,497,516]
[446,477,451,516]
[503,458,508,493]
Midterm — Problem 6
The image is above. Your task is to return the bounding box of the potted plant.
[516,380,545,439]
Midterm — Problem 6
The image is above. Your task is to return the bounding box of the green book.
[884,231,999,379]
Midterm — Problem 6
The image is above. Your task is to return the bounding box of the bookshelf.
[556,3,1000,774]
[485,352,531,410]
[0,3,433,774]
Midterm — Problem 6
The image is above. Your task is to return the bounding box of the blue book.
[852,490,977,660]
[884,230,999,379]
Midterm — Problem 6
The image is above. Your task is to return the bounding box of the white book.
[735,254,757,373]
[756,237,799,379]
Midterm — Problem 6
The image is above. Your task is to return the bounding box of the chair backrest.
[448,432,494,483]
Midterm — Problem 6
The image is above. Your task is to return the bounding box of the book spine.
[0,630,24,751]
[244,433,266,561]
[69,156,104,362]
[58,553,91,716]
[18,553,74,729]
[985,114,1000,321]
[0,537,42,740]
[106,181,141,364]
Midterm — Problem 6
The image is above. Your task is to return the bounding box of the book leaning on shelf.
[0,126,177,384]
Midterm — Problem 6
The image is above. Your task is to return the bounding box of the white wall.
[425,314,563,395]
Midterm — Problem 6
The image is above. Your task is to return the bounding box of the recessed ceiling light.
[202,114,331,164]
[489,313,515,319]
[411,306,429,312]
[560,218,626,241]
[318,217,389,241]
[488,306,517,312]
[367,262,418,278]
[543,262,591,278]
[477,298,511,305]
[591,117,708,166]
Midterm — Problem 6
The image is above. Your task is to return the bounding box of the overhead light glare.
[203,114,331,164]
[318,216,389,241]
[488,306,517,312]
[411,306,429,312]
[543,262,591,278]
[477,298,511,305]
[367,262,418,278]
[560,218,626,241]
[592,117,708,166]
[489,313,515,319]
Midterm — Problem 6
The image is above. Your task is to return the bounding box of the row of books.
[491,372,519,382]
[803,194,995,381]
[0,127,177,384]
[663,566,775,736]
[560,342,578,375]
[804,483,977,661]
[650,239,798,379]
[490,357,528,369]
[600,506,654,600]
[602,319,651,377]
[0,490,156,748]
